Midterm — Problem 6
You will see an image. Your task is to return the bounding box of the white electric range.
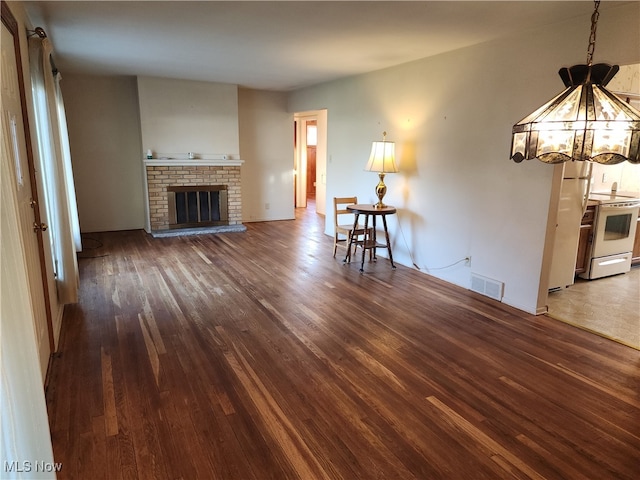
[579,191,640,279]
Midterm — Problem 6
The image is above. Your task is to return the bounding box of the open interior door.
[2,5,54,383]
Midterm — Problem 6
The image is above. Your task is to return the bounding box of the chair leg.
[335,235,351,261]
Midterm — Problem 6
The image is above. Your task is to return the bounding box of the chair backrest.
[334,196,358,227]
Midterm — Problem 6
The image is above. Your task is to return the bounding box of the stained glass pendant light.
[511,0,640,165]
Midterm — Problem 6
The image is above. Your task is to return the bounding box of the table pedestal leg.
[382,215,395,268]
[360,214,370,272]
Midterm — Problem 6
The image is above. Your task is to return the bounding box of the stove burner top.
[589,191,640,206]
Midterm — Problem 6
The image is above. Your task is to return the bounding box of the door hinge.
[33,222,48,232]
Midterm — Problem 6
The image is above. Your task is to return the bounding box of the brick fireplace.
[144,160,243,233]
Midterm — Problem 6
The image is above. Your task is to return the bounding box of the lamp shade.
[365,139,398,173]
[511,63,640,165]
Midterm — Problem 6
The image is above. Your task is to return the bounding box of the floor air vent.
[470,274,504,301]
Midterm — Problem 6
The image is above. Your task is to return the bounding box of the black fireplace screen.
[167,185,228,228]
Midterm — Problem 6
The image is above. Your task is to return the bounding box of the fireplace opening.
[167,185,228,228]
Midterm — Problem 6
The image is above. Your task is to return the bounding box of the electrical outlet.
[465,256,471,266]
[265,203,270,210]
[602,173,607,182]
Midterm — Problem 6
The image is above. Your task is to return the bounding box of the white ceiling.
[23,1,623,91]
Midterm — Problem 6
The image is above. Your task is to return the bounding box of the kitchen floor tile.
[547,266,639,349]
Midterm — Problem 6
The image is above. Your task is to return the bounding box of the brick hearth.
[145,163,242,231]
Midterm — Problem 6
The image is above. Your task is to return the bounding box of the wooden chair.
[333,197,372,261]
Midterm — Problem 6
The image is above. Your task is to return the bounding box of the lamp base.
[374,173,387,208]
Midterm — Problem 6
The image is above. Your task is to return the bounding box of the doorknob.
[33,222,48,232]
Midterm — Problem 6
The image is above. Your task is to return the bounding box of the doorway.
[541,89,640,349]
[544,159,640,349]
[306,120,317,201]
[294,110,327,216]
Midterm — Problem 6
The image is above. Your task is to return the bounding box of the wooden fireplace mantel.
[143,158,244,167]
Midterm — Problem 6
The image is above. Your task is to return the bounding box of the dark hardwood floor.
[46,205,640,479]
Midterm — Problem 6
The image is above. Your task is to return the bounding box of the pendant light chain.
[586,0,600,66]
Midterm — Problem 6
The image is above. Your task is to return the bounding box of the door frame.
[294,115,312,208]
[2,2,55,361]
[294,109,327,215]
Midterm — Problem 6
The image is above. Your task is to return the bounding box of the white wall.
[62,74,144,232]
[591,161,640,194]
[137,76,239,159]
[238,88,295,221]
[288,2,640,314]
